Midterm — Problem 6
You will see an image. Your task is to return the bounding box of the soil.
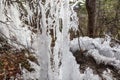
[0,37,38,80]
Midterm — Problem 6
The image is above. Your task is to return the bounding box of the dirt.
[0,37,38,80]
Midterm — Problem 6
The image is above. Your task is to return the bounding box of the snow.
[70,37,103,52]
[102,69,116,80]
[22,61,41,80]
[80,68,100,80]
[70,36,120,70]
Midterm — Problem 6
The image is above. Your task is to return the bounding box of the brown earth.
[0,37,38,80]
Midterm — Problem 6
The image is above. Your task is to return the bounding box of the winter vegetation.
[0,0,120,80]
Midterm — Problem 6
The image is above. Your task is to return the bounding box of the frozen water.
[1,0,119,80]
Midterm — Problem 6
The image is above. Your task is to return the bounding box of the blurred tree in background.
[86,0,96,37]
[73,0,120,39]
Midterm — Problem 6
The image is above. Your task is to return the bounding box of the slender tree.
[86,0,96,37]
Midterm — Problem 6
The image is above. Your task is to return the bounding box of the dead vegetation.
[0,36,38,80]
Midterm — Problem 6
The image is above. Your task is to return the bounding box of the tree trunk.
[86,0,96,37]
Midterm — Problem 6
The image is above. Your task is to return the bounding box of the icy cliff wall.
[0,0,81,80]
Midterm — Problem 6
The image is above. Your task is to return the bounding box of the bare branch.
[0,20,8,25]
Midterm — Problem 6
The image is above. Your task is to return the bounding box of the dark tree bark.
[86,0,96,37]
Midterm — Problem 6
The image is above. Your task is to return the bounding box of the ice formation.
[70,36,120,70]
[0,0,81,80]
[0,0,120,80]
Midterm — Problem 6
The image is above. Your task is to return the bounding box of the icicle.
[0,0,82,80]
